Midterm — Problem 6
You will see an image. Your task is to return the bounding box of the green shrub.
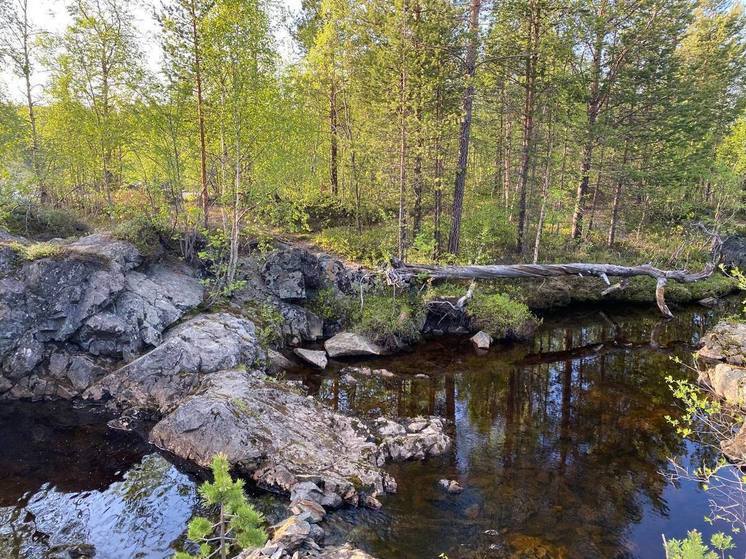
[112,215,168,257]
[664,530,735,559]
[314,223,397,266]
[242,300,284,349]
[0,203,89,240]
[306,286,358,324]
[351,290,426,345]
[467,291,537,339]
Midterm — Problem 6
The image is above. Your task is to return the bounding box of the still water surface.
[1,301,744,558]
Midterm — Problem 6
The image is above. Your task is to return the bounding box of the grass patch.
[0,204,89,240]
[306,286,358,324]
[467,291,537,339]
[352,290,426,346]
[3,241,66,261]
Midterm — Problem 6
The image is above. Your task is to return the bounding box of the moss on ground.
[2,241,66,261]
[468,292,538,339]
[350,290,426,346]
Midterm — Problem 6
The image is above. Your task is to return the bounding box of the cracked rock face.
[84,313,259,414]
[149,369,393,506]
[0,234,203,400]
[149,369,451,509]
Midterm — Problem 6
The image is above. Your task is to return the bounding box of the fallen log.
[389,258,719,319]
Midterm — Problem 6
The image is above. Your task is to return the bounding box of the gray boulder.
[149,369,395,505]
[374,416,452,462]
[294,348,328,369]
[324,332,386,358]
[470,331,492,350]
[0,234,203,400]
[699,363,746,408]
[698,321,746,366]
[722,235,746,271]
[85,313,258,413]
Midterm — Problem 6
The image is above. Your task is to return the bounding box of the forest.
[0,0,744,272]
[2,1,746,558]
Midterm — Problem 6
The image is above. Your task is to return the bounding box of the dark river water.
[1,301,744,558]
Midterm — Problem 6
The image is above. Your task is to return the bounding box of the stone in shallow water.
[293,348,328,369]
[324,332,386,358]
[470,330,493,350]
[149,369,393,506]
[698,321,746,366]
[438,479,464,494]
[698,363,746,407]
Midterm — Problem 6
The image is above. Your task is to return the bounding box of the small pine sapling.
[176,454,267,559]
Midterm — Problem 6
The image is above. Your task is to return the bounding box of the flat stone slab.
[294,348,328,369]
[324,332,386,358]
[698,321,746,366]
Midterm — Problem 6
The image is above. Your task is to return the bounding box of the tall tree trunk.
[329,78,339,196]
[190,0,209,229]
[533,109,554,263]
[585,147,605,237]
[433,89,444,259]
[570,24,604,239]
[18,0,44,204]
[447,0,481,255]
[516,0,540,254]
[398,67,408,261]
[607,143,629,247]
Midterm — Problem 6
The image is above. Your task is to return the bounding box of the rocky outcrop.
[324,333,386,358]
[0,234,203,400]
[698,321,746,366]
[150,369,393,505]
[85,313,259,413]
[149,369,451,508]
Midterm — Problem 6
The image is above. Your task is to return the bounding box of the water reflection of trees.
[314,306,722,558]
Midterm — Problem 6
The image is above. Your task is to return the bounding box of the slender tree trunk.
[503,112,513,213]
[516,0,540,254]
[585,147,605,237]
[447,0,481,255]
[329,78,339,196]
[533,109,554,264]
[190,0,209,229]
[398,67,408,260]
[607,143,629,247]
[412,131,423,239]
[570,25,604,239]
[433,89,444,259]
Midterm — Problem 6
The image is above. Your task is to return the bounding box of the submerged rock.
[374,416,451,462]
[294,348,328,369]
[324,332,386,358]
[85,313,258,413]
[438,479,464,494]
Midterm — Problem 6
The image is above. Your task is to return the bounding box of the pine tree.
[176,454,267,559]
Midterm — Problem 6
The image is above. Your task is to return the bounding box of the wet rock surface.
[698,362,746,407]
[0,234,203,400]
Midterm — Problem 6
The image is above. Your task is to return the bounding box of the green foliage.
[198,230,247,304]
[242,300,284,350]
[3,241,65,261]
[664,530,735,559]
[351,289,425,345]
[176,454,266,559]
[306,286,357,324]
[112,215,168,257]
[467,291,536,339]
[0,203,89,240]
[315,224,397,267]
